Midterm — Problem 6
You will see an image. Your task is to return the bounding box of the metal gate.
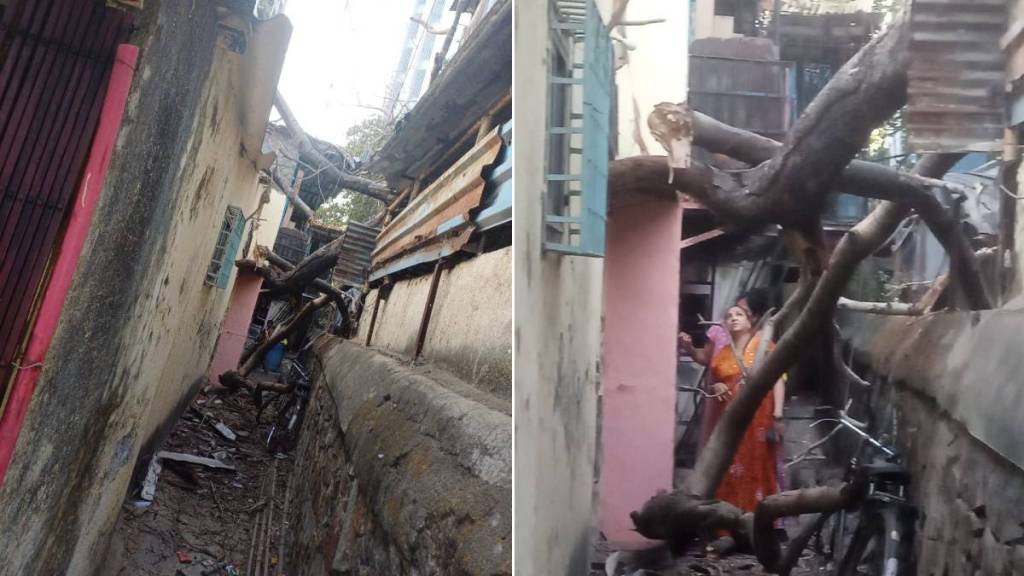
[0,1,131,397]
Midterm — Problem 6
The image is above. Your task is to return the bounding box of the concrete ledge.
[843,305,1024,471]
[313,336,511,574]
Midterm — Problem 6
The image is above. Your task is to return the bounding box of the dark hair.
[739,287,772,319]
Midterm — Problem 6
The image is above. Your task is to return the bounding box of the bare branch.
[837,297,922,316]
[271,167,315,221]
[410,15,450,35]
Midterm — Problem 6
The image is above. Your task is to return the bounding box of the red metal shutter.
[0,0,131,397]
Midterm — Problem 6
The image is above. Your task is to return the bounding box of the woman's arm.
[772,375,786,419]
[678,332,712,366]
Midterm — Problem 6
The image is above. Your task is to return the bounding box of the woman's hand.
[710,382,731,402]
[678,332,695,354]
[772,416,785,442]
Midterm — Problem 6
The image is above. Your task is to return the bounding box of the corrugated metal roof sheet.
[333,221,378,288]
[368,0,511,185]
[906,0,1007,152]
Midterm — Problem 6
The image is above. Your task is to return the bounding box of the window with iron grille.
[206,205,245,289]
[543,0,613,257]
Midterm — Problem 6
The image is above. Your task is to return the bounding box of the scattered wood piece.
[157,451,236,471]
[209,480,225,516]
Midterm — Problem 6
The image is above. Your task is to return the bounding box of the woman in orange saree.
[706,305,786,552]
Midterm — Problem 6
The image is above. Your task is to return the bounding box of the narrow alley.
[4,0,1024,575]
[106,383,295,575]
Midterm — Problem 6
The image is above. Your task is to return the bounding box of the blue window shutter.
[580,2,612,257]
[216,207,245,289]
[543,0,613,258]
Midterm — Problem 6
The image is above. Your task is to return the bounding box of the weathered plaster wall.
[600,195,682,545]
[207,273,265,381]
[0,4,290,574]
[843,304,1024,575]
[207,188,288,381]
[514,2,605,573]
[356,246,513,400]
[613,0,690,158]
[284,337,511,575]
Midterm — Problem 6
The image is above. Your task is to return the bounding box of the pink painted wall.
[208,272,263,382]
[600,195,683,545]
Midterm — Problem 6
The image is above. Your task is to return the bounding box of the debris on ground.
[103,387,294,576]
[157,450,237,471]
[593,541,823,576]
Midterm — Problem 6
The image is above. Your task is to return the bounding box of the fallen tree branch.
[687,111,990,310]
[274,93,393,202]
[235,293,332,376]
[219,371,296,395]
[687,153,960,499]
[776,512,832,576]
[753,483,860,571]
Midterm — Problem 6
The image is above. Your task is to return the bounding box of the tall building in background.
[385,0,447,116]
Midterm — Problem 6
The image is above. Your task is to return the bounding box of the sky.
[275,0,414,145]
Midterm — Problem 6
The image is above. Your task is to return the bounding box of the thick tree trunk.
[687,153,959,498]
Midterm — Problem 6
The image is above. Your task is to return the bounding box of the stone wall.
[283,337,511,575]
[843,305,1024,575]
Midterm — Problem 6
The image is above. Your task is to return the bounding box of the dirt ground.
[101,379,295,576]
[593,540,824,576]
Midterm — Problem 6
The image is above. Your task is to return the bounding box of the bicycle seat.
[861,461,909,484]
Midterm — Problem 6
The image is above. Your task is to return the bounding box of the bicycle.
[809,410,915,576]
[263,358,311,453]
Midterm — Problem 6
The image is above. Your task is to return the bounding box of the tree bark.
[753,484,859,571]
[686,112,990,310]
[686,153,959,499]
[274,93,393,203]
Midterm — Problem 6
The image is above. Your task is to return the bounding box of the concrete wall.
[207,188,288,381]
[0,4,290,574]
[356,246,513,400]
[600,196,683,545]
[513,2,606,574]
[843,304,1024,575]
[614,0,690,157]
[284,337,511,575]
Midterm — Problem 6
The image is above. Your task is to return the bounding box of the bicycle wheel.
[835,506,909,576]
